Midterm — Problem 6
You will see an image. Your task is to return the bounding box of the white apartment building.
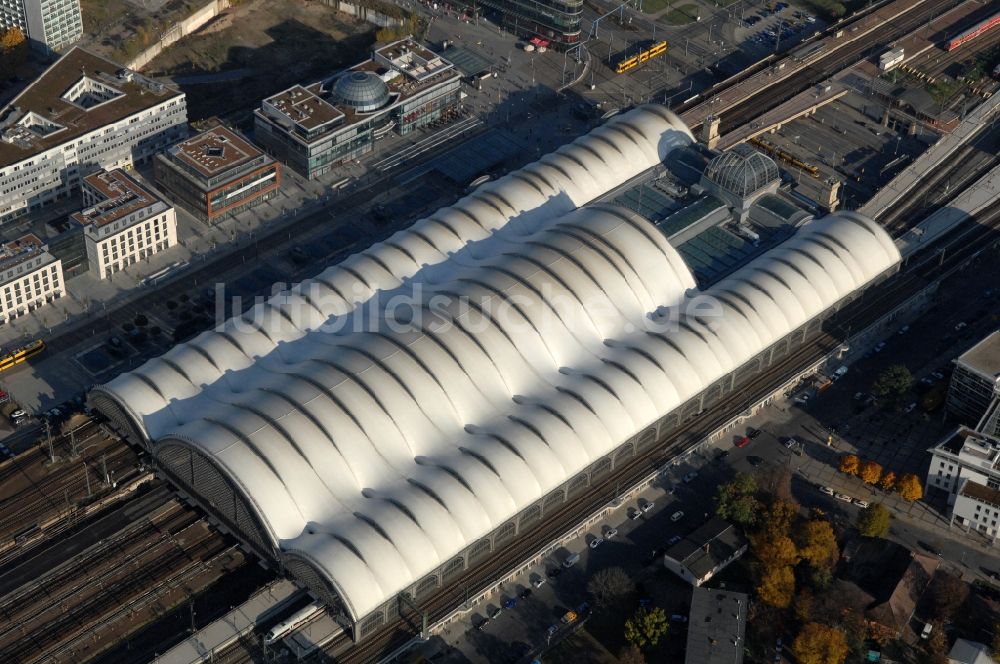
[0,233,63,325]
[927,427,1000,501]
[0,47,187,224]
[0,0,83,54]
[72,169,177,280]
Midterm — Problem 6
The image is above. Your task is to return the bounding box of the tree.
[839,454,860,475]
[793,588,814,623]
[798,520,839,570]
[587,567,634,609]
[879,471,896,491]
[758,565,796,608]
[794,623,849,664]
[992,622,1000,660]
[752,534,799,568]
[0,28,26,76]
[859,461,883,486]
[856,503,891,538]
[617,645,646,664]
[758,498,799,539]
[897,473,924,501]
[715,473,761,526]
[923,620,949,664]
[624,607,669,649]
[932,574,968,622]
[871,364,913,406]
[760,463,793,502]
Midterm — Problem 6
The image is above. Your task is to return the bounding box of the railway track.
[714,0,967,134]
[0,500,228,664]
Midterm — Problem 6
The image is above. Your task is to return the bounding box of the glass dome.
[703,144,780,198]
[333,71,390,113]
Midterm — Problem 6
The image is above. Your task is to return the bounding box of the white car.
[604,527,618,540]
[682,471,698,483]
[834,492,853,503]
[904,402,918,414]
[671,510,684,522]
[640,500,655,513]
[9,409,26,419]
[853,499,870,508]
[589,537,604,550]
[784,438,798,449]
[819,486,835,496]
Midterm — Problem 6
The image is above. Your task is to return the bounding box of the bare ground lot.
[144,0,375,123]
[80,0,204,63]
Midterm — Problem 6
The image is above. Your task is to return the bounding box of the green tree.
[624,607,669,649]
[794,622,849,664]
[871,364,913,406]
[856,503,891,538]
[715,472,761,526]
[587,566,634,609]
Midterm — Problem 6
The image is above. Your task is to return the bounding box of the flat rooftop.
[0,234,46,274]
[166,124,266,179]
[0,47,182,168]
[958,330,1000,381]
[685,588,747,664]
[71,169,163,229]
[933,426,1000,468]
[264,85,344,132]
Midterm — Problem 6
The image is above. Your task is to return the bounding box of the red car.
[736,436,751,448]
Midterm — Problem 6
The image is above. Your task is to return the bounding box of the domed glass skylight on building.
[703,144,780,198]
[333,71,390,113]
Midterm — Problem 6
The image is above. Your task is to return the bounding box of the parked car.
[604,527,618,540]
[736,436,751,448]
[628,508,642,520]
[9,409,26,419]
[853,499,870,508]
[477,617,491,630]
[819,486,835,496]
[683,471,698,483]
[835,492,853,503]
[671,511,685,522]
[748,428,763,439]
[532,576,547,588]
[716,450,730,462]
[667,534,682,546]
[503,597,518,610]
[955,321,968,331]
[784,437,798,449]
[520,587,533,599]
[589,537,604,550]
[905,402,918,413]
[931,371,945,381]
[670,614,689,623]
[748,456,765,467]
[898,325,910,335]
[874,341,887,353]
[547,567,563,579]
[640,499,655,513]
[854,391,866,401]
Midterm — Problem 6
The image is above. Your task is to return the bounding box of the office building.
[947,330,1000,429]
[0,233,63,324]
[684,588,747,664]
[0,0,82,54]
[927,427,1000,499]
[72,169,177,279]
[454,0,582,47]
[154,124,280,222]
[0,47,187,223]
[254,38,461,179]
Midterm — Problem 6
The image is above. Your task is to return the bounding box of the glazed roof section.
[0,47,183,168]
[72,169,165,229]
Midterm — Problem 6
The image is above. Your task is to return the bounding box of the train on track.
[616,41,668,74]
[0,339,44,373]
[748,137,820,177]
[946,11,1000,51]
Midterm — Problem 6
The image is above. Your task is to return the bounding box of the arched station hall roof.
[91,107,900,621]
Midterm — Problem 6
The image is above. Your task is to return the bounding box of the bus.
[0,339,45,373]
